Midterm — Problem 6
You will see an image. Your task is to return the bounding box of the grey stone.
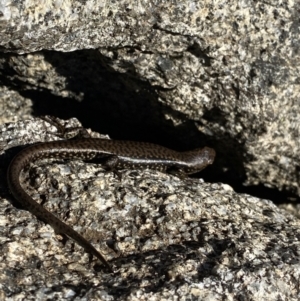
[0,0,300,299]
[0,117,299,300]
[0,1,299,198]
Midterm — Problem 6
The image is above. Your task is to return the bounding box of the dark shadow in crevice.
[0,49,298,205]
[21,50,212,150]
[235,184,300,204]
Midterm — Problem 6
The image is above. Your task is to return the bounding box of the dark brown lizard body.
[7,138,215,272]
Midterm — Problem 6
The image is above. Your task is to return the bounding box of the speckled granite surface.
[0,0,300,300]
[0,117,299,300]
[0,1,299,197]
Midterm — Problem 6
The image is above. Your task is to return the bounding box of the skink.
[7,138,215,272]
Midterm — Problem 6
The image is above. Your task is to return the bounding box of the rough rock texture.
[0,1,299,200]
[0,86,32,123]
[0,117,300,300]
[0,1,300,300]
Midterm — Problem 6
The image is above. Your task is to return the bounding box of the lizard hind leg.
[102,156,122,180]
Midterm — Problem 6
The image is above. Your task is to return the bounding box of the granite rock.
[0,1,300,299]
[0,1,299,198]
[0,117,299,300]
